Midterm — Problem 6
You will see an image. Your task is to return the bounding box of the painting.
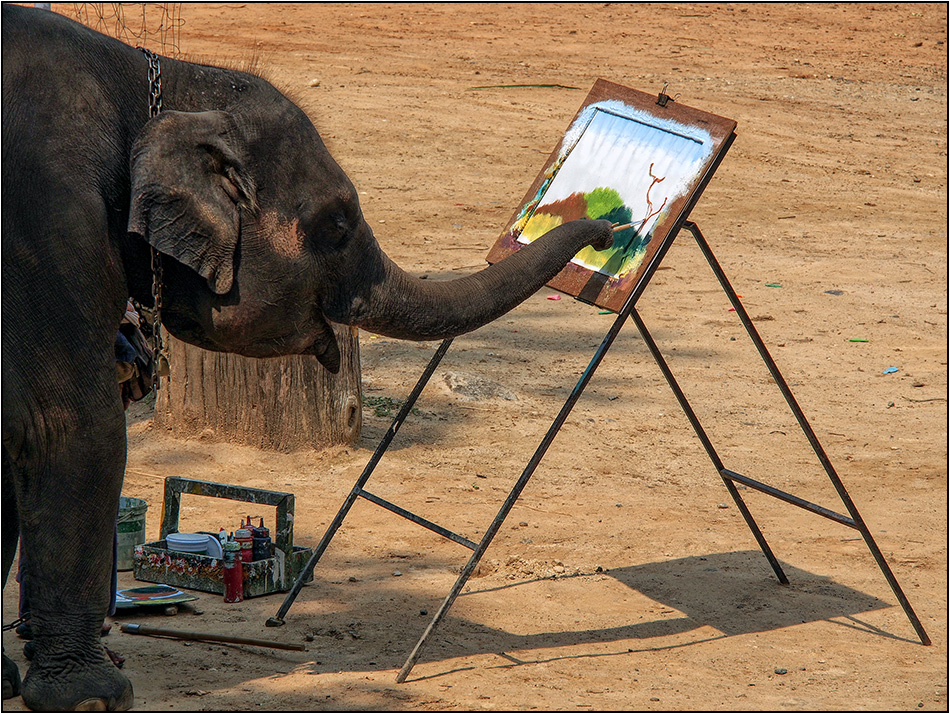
[487,80,737,313]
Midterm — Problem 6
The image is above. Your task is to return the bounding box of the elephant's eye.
[302,208,351,251]
[301,196,360,252]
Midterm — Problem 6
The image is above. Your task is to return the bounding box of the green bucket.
[116,496,148,571]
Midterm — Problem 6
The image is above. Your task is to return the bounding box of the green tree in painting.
[584,187,624,220]
[583,187,638,254]
[577,187,645,276]
[521,186,650,277]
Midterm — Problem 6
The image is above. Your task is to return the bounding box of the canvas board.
[487,80,737,313]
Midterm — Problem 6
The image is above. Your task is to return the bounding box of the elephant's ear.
[128,110,257,295]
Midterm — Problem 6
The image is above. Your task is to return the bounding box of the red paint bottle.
[235,527,254,563]
[222,538,243,603]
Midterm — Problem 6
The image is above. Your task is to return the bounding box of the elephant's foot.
[2,651,21,700]
[22,652,132,712]
[20,614,133,712]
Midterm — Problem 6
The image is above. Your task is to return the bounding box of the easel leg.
[684,221,931,646]
[397,306,637,681]
[629,308,789,584]
[267,338,454,627]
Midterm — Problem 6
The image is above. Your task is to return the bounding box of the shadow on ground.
[292,549,891,681]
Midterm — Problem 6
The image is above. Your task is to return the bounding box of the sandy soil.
[4,3,947,711]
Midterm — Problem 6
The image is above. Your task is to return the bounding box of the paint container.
[251,518,272,561]
[234,528,253,563]
[222,538,243,603]
[165,532,209,555]
[116,497,148,571]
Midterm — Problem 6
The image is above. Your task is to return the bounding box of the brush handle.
[121,623,307,651]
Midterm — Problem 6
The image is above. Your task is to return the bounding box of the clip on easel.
[266,80,930,681]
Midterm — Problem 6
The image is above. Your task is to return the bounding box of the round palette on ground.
[114,584,198,611]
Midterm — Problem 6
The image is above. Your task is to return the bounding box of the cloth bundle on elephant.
[1,5,612,711]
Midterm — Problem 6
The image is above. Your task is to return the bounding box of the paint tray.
[114,584,198,610]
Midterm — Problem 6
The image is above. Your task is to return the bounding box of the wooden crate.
[132,477,313,598]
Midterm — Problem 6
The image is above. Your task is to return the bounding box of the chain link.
[142,48,163,118]
[1,615,28,632]
[139,47,170,385]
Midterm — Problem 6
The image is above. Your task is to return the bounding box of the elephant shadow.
[152,550,899,713]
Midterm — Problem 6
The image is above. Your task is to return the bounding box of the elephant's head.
[127,72,612,372]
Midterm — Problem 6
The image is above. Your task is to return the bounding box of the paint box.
[132,477,313,598]
[132,540,313,598]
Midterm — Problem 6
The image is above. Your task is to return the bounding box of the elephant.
[1,5,612,710]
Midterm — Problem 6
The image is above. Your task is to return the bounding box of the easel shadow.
[603,550,890,637]
[398,550,893,680]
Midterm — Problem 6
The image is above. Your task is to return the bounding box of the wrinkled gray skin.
[1,6,612,710]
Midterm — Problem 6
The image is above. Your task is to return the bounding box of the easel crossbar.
[358,489,478,550]
[720,469,857,529]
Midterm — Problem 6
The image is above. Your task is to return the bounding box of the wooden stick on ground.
[120,623,307,651]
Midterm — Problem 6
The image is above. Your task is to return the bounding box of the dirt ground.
[4,3,948,711]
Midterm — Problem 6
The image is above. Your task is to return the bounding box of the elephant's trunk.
[323,219,613,341]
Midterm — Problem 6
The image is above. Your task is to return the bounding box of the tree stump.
[154,325,362,452]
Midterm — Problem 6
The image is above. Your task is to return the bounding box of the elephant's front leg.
[13,388,133,712]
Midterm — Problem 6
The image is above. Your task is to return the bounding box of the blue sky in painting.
[537,106,714,241]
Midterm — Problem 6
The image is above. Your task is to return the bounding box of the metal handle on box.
[159,477,295,555]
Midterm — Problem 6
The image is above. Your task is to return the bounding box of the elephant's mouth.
[159,309,217,351]
[160,305,341,370]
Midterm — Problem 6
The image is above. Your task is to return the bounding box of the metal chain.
[142,48,163,116]
[139,47,170,385]
[2,615,28,632]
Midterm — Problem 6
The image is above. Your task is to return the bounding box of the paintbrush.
[611,223,634,232]
[121,623,307,651]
